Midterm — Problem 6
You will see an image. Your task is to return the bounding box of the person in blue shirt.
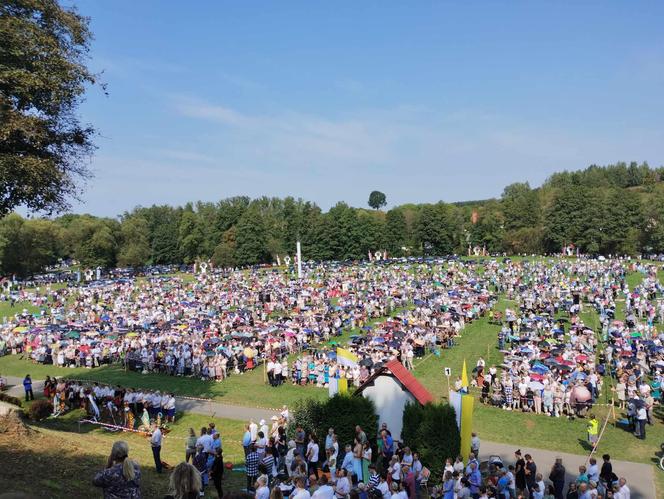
[497,469,511,499]
[380,429,394,470]
[467,461,481,498]
[23,374,33,401]
[442,471,455,499]
[242,424,252,456]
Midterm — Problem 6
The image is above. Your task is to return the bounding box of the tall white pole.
[296,241,302,279]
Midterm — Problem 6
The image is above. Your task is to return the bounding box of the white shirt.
[307,442,319,462]
[292,488,312,499]
[197,434,213,453]
[151,428,162,447]
[312,484,335,499]
[615,484,630,499]
[377,481,390,499]
[256,486,270,499]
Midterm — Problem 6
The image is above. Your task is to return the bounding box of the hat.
[259,419,266,425]
[271,415,278,420]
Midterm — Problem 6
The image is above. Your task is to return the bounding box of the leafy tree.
[0,0,101,214]
[384,208,407,256]
[212,227,237,268]
[117,216,150,267]
[61,215,118,267]
[235,206,269,265]
[177,209,203,264]
[501,182,541,231]
[416,203,454,255]
[0,214,63,276]
[368,190,387,210]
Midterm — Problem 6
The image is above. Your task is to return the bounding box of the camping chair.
[419,467,431,495]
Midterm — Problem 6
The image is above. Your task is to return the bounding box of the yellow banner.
[338,377,348,394]
[460,394,474,462]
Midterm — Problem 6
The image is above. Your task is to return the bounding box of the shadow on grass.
[60,364,226,400]
[0,438,166,498]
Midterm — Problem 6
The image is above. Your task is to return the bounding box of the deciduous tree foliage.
[0,0,101,214]
[2,162,664,277]
[368,190,387,210]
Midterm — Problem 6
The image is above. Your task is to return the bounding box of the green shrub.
[27,399,52,421]
[290,394,378,449]
[0,392,23,407]
[402,402,460,481]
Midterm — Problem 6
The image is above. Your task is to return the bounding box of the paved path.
[3,376,277,422]
[3,377,655,497]
[479,440,655,499]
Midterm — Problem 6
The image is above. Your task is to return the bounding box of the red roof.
[356,359,434,405]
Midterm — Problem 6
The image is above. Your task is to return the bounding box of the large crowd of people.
[1,256,662,498]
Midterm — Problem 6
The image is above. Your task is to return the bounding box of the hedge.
[289,394,378,450]
[402,402,460,481]
[0,392,23,407]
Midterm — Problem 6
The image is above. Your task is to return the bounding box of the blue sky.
[70,1,664,216]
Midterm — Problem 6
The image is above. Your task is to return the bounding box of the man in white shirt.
[249,419,258,441]
[292,477,311,499]
[150,423,163,473]
[196,427,214,455]
[614,478,630,499]
[312,475,334,499]
[307,436,320,478]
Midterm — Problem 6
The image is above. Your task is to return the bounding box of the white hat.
[259,419,266,425]
[271,415,278,420]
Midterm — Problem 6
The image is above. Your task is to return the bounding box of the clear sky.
[70,0,664,216]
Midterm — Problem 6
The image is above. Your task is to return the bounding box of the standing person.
[548,458,566,499]
[210,447,225,498]
[246,444,260,492]
[599,454,617,494]
[514,450,526,497]
[150,423,163,474]
[92,440,141,499]
[23,374,33,401]
[586,414,599,450]
[381,429,394,471]
[471,433,480,458]
[185,428,197,463]
[525,454,537,495]
[635,404,647,440]
[307,434,320,479]
[614,477,630,499]
[243,425,253,456]
[442,471,455,499]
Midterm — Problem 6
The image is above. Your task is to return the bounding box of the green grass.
[0,355,327,408]
[0,407,247,498]
[413,298,507,397]
[0,300,42,319]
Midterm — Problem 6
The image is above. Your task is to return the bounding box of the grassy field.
[0,355,328,408]
[2,265,664,494]
[0,407,246,498]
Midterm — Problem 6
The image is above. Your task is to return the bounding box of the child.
[327,448,337,483]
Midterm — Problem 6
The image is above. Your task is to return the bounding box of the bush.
[0,392,23,407]
[290,394,378,449]
[402,402,460,481]
[27,399,52,421]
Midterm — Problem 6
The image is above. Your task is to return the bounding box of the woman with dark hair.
[93,441,141,498]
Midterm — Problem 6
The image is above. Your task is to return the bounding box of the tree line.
[2,162,664,277]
